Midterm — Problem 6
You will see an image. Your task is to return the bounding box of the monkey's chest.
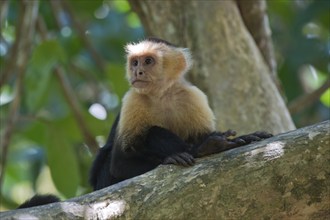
[150,104,197,140]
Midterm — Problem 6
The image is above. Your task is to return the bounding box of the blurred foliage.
[0,0,328,211]
[0,0,143,210]
[267,0,330,127]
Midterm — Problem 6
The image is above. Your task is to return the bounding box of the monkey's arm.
[144,126,195,166]
[90,115,196,189]
[195,130,273,157]
[144,127,272,162]
[146,128,272,159]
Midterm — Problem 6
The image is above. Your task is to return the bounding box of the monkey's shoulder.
[119,85,215,139]
[121,85,209,115]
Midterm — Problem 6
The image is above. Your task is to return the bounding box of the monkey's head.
[125,38,192,94]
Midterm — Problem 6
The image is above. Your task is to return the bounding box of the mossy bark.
[1,120,329,219]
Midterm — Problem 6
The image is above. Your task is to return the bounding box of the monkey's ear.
[164,48,193,79]
[178,48,193,74]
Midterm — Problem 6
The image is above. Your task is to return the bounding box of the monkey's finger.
[177,153,195,166]
[164,156,184,165]
[178,152,195,166]
[163,157,177,165]
[239,135,262,144]
[222,129,237,137]
[252,131,273,139]
[231,138,246,145]
[172,155,191,167]
[163,154,192,167]
[216,140,242,151]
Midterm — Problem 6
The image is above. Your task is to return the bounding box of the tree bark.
[128,0,295,135]
[1,120,329,219]
[236,0,277,76]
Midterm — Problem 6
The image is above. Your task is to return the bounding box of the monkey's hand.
[231,131,273,146]
[196,130,273,157]
[163,152,195,167]
[196,134,240,157]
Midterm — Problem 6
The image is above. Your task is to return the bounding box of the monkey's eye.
[145,57,154,65]
[132,60,138,67]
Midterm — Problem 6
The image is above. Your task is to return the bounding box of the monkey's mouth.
[131,80,149,88]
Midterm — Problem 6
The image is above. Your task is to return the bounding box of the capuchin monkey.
[89,37,272,190]
[18,37,272,208]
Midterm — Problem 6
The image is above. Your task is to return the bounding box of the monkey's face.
[129,55,155,88]
[125,40,193,95]
[127,53,165,94]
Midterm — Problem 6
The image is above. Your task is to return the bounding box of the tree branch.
[236,0,277,76]
[48,0,102,92]
[0,1,22,87]
[53,67,99,154]
[0,0,39,193]
[36,17,99,154]
[57,0,107,74]
[289,79,330,114]
[1,120,329,219]
[0,0,9,30]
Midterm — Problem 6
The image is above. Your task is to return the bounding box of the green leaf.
[31,40,67,68]
[112,0,131,13]
[2,23,15,43]
[126,12,141,28]
[46,126,80,198]
[0,84,14,106]
[22,121,48,147]
[25,40,67,112]
[67,0,103,17]
[52,115,82,142]
[106,63,128,99]
[320,88,330,107]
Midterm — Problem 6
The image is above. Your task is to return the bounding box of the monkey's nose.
[134,70,145,77]
[135,71,144,77]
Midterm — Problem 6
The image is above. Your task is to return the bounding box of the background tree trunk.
[1,120,329,219]
[128,0,295,135]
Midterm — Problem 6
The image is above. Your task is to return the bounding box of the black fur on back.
[146,37,177,47]
[89,114,120,190]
